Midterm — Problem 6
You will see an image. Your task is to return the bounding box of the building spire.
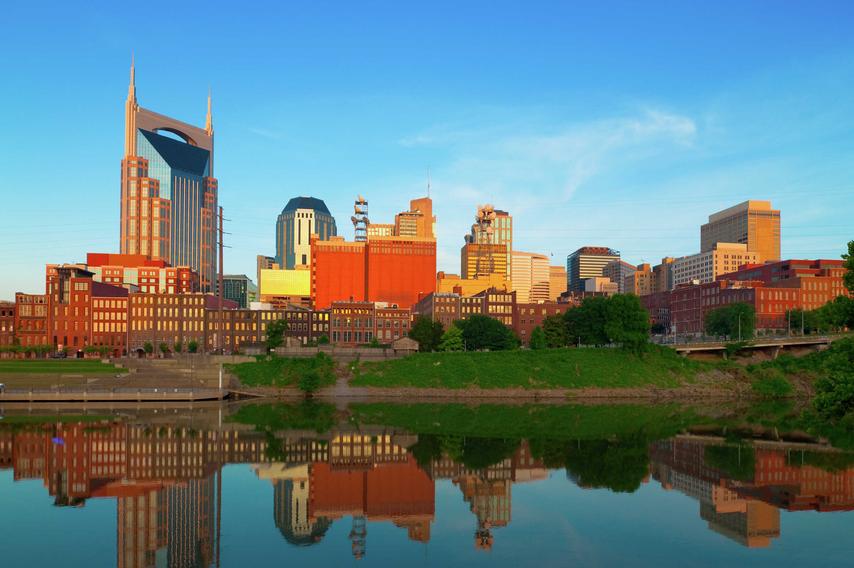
[205,87,213,134]
[128,53,136,102]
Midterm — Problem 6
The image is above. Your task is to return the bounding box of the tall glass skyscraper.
[119,59,218,292]
[275,197,337,269]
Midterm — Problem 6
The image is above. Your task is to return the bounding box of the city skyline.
[2,2,854,300]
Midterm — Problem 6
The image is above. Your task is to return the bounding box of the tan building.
[395,197,436,239]
[465,207,512,276]
[583,277,618,294]
[548,265,567,301]
[510,251,550,303]
[653,257,675,293]
[701,200,781,262]
[625,263,654,296]
[437,272,510,296]
[366,223,394,238]
[672,243,759,287]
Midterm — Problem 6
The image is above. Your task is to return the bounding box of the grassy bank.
[350,346,706,389]
[225,354,336,388]
[0,359,124,375]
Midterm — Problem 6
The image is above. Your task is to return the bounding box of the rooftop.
[282,196,332,216]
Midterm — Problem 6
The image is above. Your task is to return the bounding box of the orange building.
[311,235,436,310]
[86,252,199,294]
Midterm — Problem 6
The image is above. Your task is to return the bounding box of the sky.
[1,0,853,299]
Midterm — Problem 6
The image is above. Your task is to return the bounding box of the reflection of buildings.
[650,437,854,548]
[2,420,268,568]
[427,440,546,550]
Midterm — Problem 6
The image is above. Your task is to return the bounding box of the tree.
[705,303,755,340]
[785,309,825,335]
[814,338,854,421]
[818,296,854,331]
[317,334,330,345]
[456,315,518,351]
[529,326,547,349]
[266,319,288,352]
[542,315,567,348]
[174,341,183,353]
[437,325,464,352]
[843,240,854,293]
[143,342,154,355]
[408,316,444,352]
[298,370,321,397]
[158,342,169,356]
[564,296,610,346]
[604,294,650,352]
[187,340,199,353]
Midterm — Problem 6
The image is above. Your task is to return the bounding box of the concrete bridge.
[671,335,839,359]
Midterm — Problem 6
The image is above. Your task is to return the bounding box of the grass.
[350,346,706,389]
[750,367,794,398]
[0,359,124,375]
[225,353,336,388]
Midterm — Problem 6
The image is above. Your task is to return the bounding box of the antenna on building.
[353,195,369,242]
[474,204,497,277]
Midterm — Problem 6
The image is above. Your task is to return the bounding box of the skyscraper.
[565,247,621,293]
[701,200,781,262]
[510,251,550,303]
[119,59,218,292]
[275,197,337,269]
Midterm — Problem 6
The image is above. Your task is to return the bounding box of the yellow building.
[701,200,781,262]
[548,265,567,301]
[259,268,311,299]
[436,272,510,296]
[461,243,509,279]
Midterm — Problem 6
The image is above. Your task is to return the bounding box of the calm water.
[0,402,852,567]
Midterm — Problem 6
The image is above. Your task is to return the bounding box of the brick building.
[413,292,462,330]
[640,290,672,332]
[205,306,330,352]
[13,293,47,347]
[513,302,573,344]
[0,301,14,347]
[86,253,199,294]
[311,235,436,310]
[330,301,411,346]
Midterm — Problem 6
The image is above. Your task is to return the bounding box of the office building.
[395,197,436,238]
[461,243,510,279]
[672,243,759,287]
[566,247,621,292]
[119,60,218,291]
[653,257,676,293]
[510,251,550,303]
[701,200,781,262]
[222,274,257,309]
[85,252,199,294]
[603,260,636,293]
[258,268,311,307]
[625,263,654,296]
[256,255,278,288]
[548,265,567,301]
[436,272,511,296]
[465,207,512,274]
[583,277,619,295]
[276,196,337,269]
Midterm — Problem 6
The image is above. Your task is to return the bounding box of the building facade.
[548,265,567,301]
[412,292,462,331]
[465,208,512,276]
[625,263,654,296]
[330,301,411,345]
[653,257,676,293]
[672,243,759,288]
[222,274,258,309]
[510,251,550,303]
[86,253,199,294]
[119,60,218,291]
[0,301,14,347]
[13,293,47,347]
[275,196,337,269]
[603,260,636,293]
[566,247,621,293]
[701,200,781,263]
[513,302,573,345]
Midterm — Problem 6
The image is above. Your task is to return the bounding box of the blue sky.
[1,0,853,298]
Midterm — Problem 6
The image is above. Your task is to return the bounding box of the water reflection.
[0,405,852,566]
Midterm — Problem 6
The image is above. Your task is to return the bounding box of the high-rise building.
[510,251,550,303]
[222,274,257,309]
[566,247,621,292]
[548,265,567,301]
[603,260,636,293]
[461,243,509,279]
[625,263,654,296]
[395,197,436,239]
[119,59,218,292]
[465,207,512,275]
[653,257,675,293]
[701,200,781,262]
[672,242,759,287]
[276,197,337,269]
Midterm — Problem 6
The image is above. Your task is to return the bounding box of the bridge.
[669,335,840,358]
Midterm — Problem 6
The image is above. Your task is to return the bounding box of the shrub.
[751,368,793,398]
[529,326,547,350]
[143,342,154,355]
[298,370,321,396]
[187,340,199,353]
[266,319,288,352]
[437,326,464,352]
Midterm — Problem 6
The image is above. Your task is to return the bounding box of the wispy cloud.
[247,127,282,140]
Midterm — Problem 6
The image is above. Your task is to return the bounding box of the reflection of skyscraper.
[268,465,332,546]
[117,473,220,568]
[120,59,218,292]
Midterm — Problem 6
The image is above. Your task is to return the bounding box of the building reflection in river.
[1,419,853,564]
